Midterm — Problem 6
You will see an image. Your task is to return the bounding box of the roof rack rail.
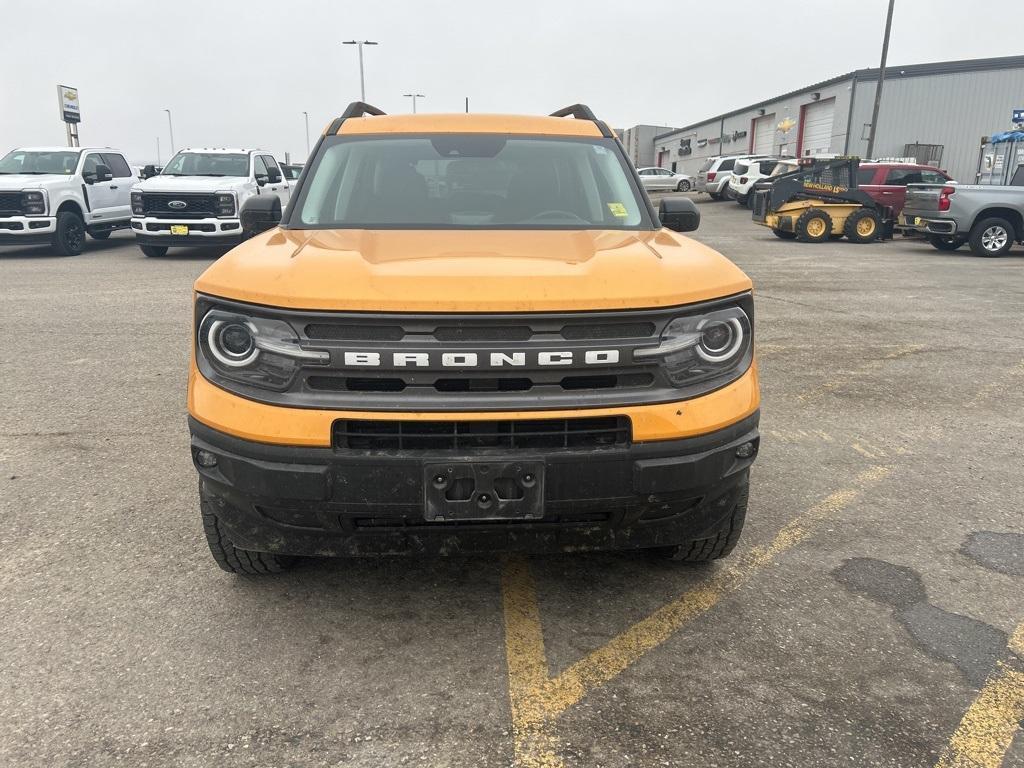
[549,103,614,139]
[326,101,387,135]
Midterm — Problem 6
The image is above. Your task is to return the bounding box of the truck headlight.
[216,193,236,217]
[22,190,46,216]
[131,191,145,216]
[635,304,752,389]
[197,308,328,391]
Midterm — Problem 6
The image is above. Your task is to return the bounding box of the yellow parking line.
[501,465,890,766]
[935,645,1024,768]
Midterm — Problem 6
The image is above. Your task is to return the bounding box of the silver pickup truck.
[901,182,1023,257]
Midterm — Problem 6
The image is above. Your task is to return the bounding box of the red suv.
[857,163,952,215]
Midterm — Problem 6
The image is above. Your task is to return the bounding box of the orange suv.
[188,103,760,573]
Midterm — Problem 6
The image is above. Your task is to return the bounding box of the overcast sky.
[4,0,1023,165]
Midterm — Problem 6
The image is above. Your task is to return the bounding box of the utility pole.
[156,136,161,165]
[465,97,469,113]
[865,0,895,160]
[163,108,175,155]
[342,40,378,102]
[302,111,310,157]
[403,93,425,113]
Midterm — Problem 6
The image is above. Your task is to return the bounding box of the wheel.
[927,234,967,252]
[676,180,691,192]
[139,245,168,257]
[89,230,111,240]
[51,211,86,256]
[201,485,296,575]
[735,194,748,206]
[843,208,882,243]
[795,208,833,243]
[772,228,797,240]
[649,480,748,562]
[968,216,1015,257]
[708,192,720,201]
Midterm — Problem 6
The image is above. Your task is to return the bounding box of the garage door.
[751,114,776,155]
[801,98,835,156]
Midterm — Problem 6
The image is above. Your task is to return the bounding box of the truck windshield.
[0,150,80,175]
[293,135,651,230]
[162,152,249,177]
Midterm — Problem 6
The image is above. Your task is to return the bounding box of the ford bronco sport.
[188,103,760,574]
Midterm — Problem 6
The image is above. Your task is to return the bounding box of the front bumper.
[0,215,56,245]
[131,216,244,247]
[897,214,958,235]
[191,411,759,557]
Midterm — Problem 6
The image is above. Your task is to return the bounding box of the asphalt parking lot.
[2,197,1022,768]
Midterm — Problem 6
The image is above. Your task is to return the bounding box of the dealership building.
[647,55,1024,183]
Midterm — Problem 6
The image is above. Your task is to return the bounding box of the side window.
[885,168,923,186]
[857,168,877,185]
[638,169,652,175]
[718,159,735,172]
[102,153,132,178]
[253,155,269,179]
[82,154,102,175]
[920,170,946,184]
[658,169,672,176]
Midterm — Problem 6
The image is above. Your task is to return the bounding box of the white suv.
[696,155,771,200]
[130,148,291,257]
[636,167,694,192]
[0,146,134,255]
[727,157,790,206]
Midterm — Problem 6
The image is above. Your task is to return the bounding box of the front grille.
[0,192,24,216]
[333,416,631,451]
[142,192,219,219]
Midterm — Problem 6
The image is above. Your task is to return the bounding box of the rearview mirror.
[240,195,282,236]
[267,168,282,184]
[140,164,158,180]
[659,197,700,233]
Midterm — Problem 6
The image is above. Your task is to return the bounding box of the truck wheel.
[968,217,1015,257]
[650,481,748,563]
[140,245,168,258]
[795,208,832,243]
[89,230,111,240]
[52,211,86,256]
[201,488,296,575]
[772,228,797,240]
[843,209,882,243]
[676,180,691,192]
[927,234,967,252]
[735,193,748,206]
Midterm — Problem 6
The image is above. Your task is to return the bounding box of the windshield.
[161,152,249,177]
[282,165,303,180]
[292,134,650,230]
[0,150,80,175]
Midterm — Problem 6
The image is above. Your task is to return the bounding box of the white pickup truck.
[0,146,134,255]
[130,148,291,257]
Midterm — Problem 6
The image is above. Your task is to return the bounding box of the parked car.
[0,146,134,255]
[857,162,952,216]
[747,159,801,204]
[728,158,786,206]
[901,182,1023,256]
[636,167,694,192]
[130,148,292,257]
[697,155,771,200]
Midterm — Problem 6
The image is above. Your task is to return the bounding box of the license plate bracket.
[423,460,544,521]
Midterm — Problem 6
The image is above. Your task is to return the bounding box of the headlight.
[215,193,236,217]
[131,191,144,216]
[22,190,46,216]
[635,304,752,389]
[197,308,328,390]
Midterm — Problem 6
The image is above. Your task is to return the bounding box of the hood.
[195,228,752,313]
[137,175,249,193]
[0,174,72,190]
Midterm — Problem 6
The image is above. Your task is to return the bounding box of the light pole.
[156,136,161,165]
[342,40,378,102]
[302,111,310,157]
[163,108,175,156]
[403,93,425,114]
[865,0,896,160]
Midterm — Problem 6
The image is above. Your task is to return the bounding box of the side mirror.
[95,164,113,183]
[141,164,157,180]
[240,195,282,236]
[255,174,269,187]
[659,197,700,233]
[267,169,282,184]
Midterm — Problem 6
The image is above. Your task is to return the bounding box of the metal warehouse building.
[651,55,1024,183]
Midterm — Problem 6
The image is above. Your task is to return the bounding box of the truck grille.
[333,416,631,451]
[141,192,219,219]
[0,192,24,216]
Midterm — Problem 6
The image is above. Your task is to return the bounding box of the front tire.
[843,208,882,244]
[201,486,296,575]
[795,208,833,243]
[51,211,86,256]
[927,234,967,252]
[140,245,168,258]
[650,481,748,562]
[676,180,691,192]
[735,193,748,206]
[968,217,1015,257]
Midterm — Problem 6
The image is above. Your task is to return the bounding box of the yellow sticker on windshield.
[607,203,628,217]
